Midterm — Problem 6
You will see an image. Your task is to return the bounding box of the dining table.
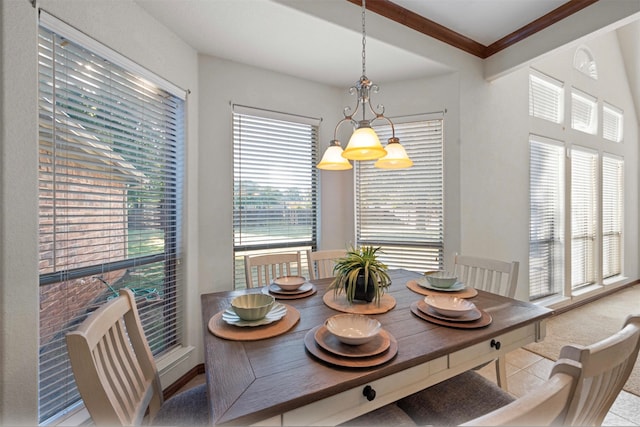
[201,268,553,426]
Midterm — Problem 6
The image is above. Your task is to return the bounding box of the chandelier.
[317,0,413,171]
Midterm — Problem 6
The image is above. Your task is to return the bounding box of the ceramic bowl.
[424,295,476,318]
[425,270,458,288]
[273,275,306,291]
[231,293,275,321]
[325,314,381,345]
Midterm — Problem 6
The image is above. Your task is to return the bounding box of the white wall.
[459,29,639,301]
[0,0,199,424]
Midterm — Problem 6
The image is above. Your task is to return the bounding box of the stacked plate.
[421,295,481,322]
[304,323,398,368]
[222,302,287,327]
[263,281,317,299]
[415,276,466,292]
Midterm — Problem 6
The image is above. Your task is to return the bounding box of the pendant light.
[317,0,412,170]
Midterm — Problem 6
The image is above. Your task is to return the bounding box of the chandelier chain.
[361,0,366,77]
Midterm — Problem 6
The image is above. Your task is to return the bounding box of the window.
[571,148,598,289]
[232,106,319,288]
[571,88,598,134]
[529,136,565,299]
[529,70,564,123]
[602,103,623,143]
[356,118,444,272]
[38,21,185,423]
[602,155,623,279]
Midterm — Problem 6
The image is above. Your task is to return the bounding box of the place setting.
[304,313,398,368]
[406,270,478,298]
[261,275,318,300]
[209,293,300,341]
[410,294,492,329]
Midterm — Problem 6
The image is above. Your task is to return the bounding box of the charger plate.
[304,325,398,368]
[322,291,396,314]
[410,301,492,329]
[406,280,478,298]
[314,325,391,358]
[209,304,300,341]
[416,299,482,322]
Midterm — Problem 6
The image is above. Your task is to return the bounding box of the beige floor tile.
[504,347,543,369]
[522,356,554,380]
[505,368,545,398]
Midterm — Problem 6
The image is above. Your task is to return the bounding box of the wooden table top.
[201,269,552,425]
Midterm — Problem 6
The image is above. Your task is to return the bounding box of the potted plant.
[329,245,391,305]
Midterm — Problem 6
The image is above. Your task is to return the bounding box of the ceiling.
[135,0,637,88]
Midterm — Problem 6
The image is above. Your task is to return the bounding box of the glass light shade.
[374,141,413,169]
[317,144,352,170]
[342,126,387,160]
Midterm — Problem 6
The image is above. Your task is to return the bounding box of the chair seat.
[339,403,417,426]
[397,371,515,426]
[153,384,210,426]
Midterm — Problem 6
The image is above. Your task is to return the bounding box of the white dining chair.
[244,251,303,288]
[66,289,209,426]
[398,314,640,427]
[306,249,347,280]
[454,253,520,390]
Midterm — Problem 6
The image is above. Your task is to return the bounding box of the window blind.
[602,155,623,279]
[529,70,564,123]
[571,88,598,134]
[570,147,597,289]
[356,119,444,272]
[232,110,318,288]
[529,136,565,300]
[38,25,184,423]
[602,103,623,143]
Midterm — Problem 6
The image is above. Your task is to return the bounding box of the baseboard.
[553,279,640,316]
[163,363,206,400]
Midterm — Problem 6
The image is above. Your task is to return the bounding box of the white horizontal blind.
[602,155,623,279]
[357,119,444,272]
[529,136,565,300]
[38,26,184,423]
[571,88,598,134]
[529,70,564,123]
[233,111,318,288]
[602,103,623,142]
[571,147,597,289]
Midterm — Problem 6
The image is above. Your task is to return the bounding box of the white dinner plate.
[416,277,466,292]
[222,302,287,327]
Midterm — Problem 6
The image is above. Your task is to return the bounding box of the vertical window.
[38,23,184,423]
[529,70,564,123]
[602,155,623,279]
[232,107,319,288]
[571,148,598,289]
[602,103,623,143]
[356,118,444,272]
[571,88,598,134]
[529,136,565,300]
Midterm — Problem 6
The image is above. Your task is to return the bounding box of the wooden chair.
[398,314,640,427]
[66,289,209,426]
[461,360,582,426]
[455,253,520,390]
[244,251,302,288]
[560,314,640,426]
[306,249,347,280]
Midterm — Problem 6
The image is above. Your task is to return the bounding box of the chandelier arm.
[370,114,397,139]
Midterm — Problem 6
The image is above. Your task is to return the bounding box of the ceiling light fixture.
[317,0,413,171]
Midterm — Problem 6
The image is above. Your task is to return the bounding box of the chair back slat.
[244,252,302,288]
[307,249,347,280]
[454,254,519,298]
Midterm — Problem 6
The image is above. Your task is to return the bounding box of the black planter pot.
[354,274,376,302]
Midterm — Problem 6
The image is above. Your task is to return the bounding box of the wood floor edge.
[163,363,206,400]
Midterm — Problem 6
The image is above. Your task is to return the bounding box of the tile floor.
[475,348,640,426]
[182,348,640,425]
